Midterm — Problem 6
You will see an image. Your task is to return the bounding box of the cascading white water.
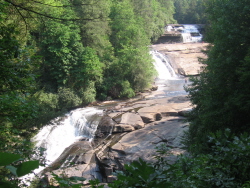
[181,24,203,43]
[150,50,189,97]
[33,107,103,164]
[151,50,178,79]
[181,33,192,43]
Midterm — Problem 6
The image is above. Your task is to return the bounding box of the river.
[28,24,204,184]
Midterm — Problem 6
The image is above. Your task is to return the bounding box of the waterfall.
[181,24,203,43]
[33,107,103,164]
[150,50,189,97]
[151,50,178,80]
[181,33,192,43]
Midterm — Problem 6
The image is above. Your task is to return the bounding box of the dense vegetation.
[185,0,250,154]
[173,0,207,24]
[3,0,250,187]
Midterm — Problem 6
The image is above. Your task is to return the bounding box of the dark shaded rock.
[151,85,158,91]
[138,106,162,123]
[96,115,117,135]
[113,124,134,133]
[178,108,192,117]
[178,68,186,76]
[162,112,179,117]
[155,113,162,121]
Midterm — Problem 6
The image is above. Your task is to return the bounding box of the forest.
[2,0,250,187]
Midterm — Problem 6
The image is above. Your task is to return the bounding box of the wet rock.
[104,167,113,176]
[178,68,186,75]
[120,112,145,129]
[45,141,93,172]
[96,115,117,138]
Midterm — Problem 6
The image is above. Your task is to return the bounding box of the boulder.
[137,106,162,123]
[151,85,158,91]
[178,108,192,117]
[120,113,145,129]
[96,115,117,136]
[113,124,135,133]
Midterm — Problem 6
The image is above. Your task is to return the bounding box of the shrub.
[78,81,96,104]
[38,91,59,110]
[119,80,135,98]
[57,87,81,109]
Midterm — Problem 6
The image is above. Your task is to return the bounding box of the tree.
[103,0,156,98]
[132,0,176,42]
[174,0,207,24]
[185,0,250,153]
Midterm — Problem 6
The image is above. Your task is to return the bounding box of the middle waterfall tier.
[151,50,178,80]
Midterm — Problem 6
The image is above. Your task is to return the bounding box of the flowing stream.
[30,49,186,180]
[181,24,203,43]
[151,50,188,98]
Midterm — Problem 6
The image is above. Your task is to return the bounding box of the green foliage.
[110,158,167,188]
[49,172,86,188]
[78,81,97,104]
[0,152,39,187]
[174,0,207,24]
[37,91,59,110]
[57,87,82,109]
[185,0,250,153]
[132,0,176,42]
[119,80,135,98]
[105,0,157,98]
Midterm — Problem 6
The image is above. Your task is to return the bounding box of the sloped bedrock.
[111,118,189,163]
[97,97,192,137]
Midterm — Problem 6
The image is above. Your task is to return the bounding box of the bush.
[38,91,59,110]
[119,80,135,98]
[57,87,81,109]
[78,81,96,104]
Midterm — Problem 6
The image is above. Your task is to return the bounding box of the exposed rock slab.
[151,43,208,75]
[111,116,188,163]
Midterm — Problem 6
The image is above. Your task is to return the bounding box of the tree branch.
[29,0,98,8]
[4,0,104,21]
